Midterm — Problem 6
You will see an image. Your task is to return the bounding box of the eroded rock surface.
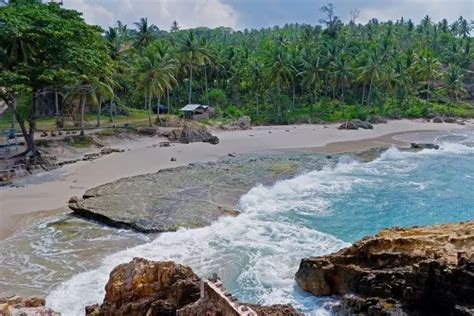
[0,296,60,316]
[86,258,301,316]
[167,124,219,144]
[338,119,374,130]
[69,153,329,233]
[295,221,474,315]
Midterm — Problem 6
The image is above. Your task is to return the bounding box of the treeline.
[0,1,473,156]
[108,4,473,124]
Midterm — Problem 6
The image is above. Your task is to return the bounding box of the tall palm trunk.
[292,83,296,111]
[367,75,374,106]
[256,93,259,116]
[147,89,152,127]
[109,99,114,123]
[97,96,102,127]
[156,94,161,122]
[204,65,209,104]
[361,82,366,105]
[54,92,60,127]
[80,92,86,136]
[167,87,171,113]
[188,64,193,104]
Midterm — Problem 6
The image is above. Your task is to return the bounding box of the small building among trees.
[179,104,214,120]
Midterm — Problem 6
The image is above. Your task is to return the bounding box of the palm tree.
[264,47,294,121]
[105,21,129,60]
[249,60,264,115]
[136,43,178,126]
[133,18,156,49]
[178,31,207,104]
[444,64,466,113]
[415,48,441,102]
[299,49,324,113]
[332,53,352,105]
[66,75,114,136]
[358,45,383,106]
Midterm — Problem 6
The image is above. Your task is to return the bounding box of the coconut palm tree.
[133,18,156,49]
[444,64,466,113]
[66,75,114,136]
[264,46,294,121]
[135,43,178,126]
[358,45,383,106]
[178,31,207,104]
[415,48,441,102]
[299,49,324,113]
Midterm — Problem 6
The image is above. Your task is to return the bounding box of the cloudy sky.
[62,0,473,30]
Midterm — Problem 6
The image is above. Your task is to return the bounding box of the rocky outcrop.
[295,221,474,316]
[87,258,301,316]
[86,258,200,316]
[69,153,329,233]
[367,115,388,124]
[0,296,60,316]
[167,124,219,144]
[410,143,440,150]
[219,116,252,130]
[339,119,374,130]
[433,116,444,123]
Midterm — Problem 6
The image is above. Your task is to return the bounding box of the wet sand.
[0,119,471,239]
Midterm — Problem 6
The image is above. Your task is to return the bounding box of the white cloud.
[63,0,239,30]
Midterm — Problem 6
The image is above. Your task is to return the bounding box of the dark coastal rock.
[69,153,327,233]
[339,119,373,130]
[432,116,444,123]
[219,116,252,130]
[444,117,457,123]
[410,143,440,150]
[367,115,388,124]
[167,124,219,144]
[295,221,474,316]
[86,258,301,316]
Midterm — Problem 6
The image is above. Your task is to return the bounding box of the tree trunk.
[54,92,60,127]
[156,94,161,122]
[167,87,171,113]
[188,64,193,104]
[204,65,209,104]
[256,94,259,116]
[361,82,366,105]
[277,85,281,122]
[292,83,296,111]
[109,99,114,123]
[367,75,374,107]
[80,93,86,136]
[97,96,102,127]
[147,90,152,127]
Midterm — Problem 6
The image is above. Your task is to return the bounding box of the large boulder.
[87,258,302,316]
[295,221,474,316]
[367,115,388,124]
[339,119,373,130]
[86,258,200,316]
[167,124,219,145]
[432,116,444,123]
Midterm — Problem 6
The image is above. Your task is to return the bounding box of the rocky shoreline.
[295,221,474,315]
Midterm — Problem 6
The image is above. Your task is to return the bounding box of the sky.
[61,0,474,31]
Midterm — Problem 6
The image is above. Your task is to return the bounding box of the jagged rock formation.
[68,153,329,233]
[295,221,474,316]
[166,124,219,144]
[338,119,374,130]
[0,296,60,316]
[86,258,302,316]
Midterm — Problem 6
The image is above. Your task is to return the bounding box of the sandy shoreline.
[0,119,471,239]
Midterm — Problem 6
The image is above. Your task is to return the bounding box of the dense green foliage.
[0,0,112,152]
[1,1,473,151]
[106,9,473,124]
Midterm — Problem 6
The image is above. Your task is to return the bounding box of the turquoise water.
[47,138,474,316]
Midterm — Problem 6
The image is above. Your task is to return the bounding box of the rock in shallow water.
[69,154,328,233]
[295,221,474,316]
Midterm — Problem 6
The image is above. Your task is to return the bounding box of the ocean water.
[45,133,474,316]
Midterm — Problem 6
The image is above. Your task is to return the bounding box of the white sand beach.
[0,119,471,238]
